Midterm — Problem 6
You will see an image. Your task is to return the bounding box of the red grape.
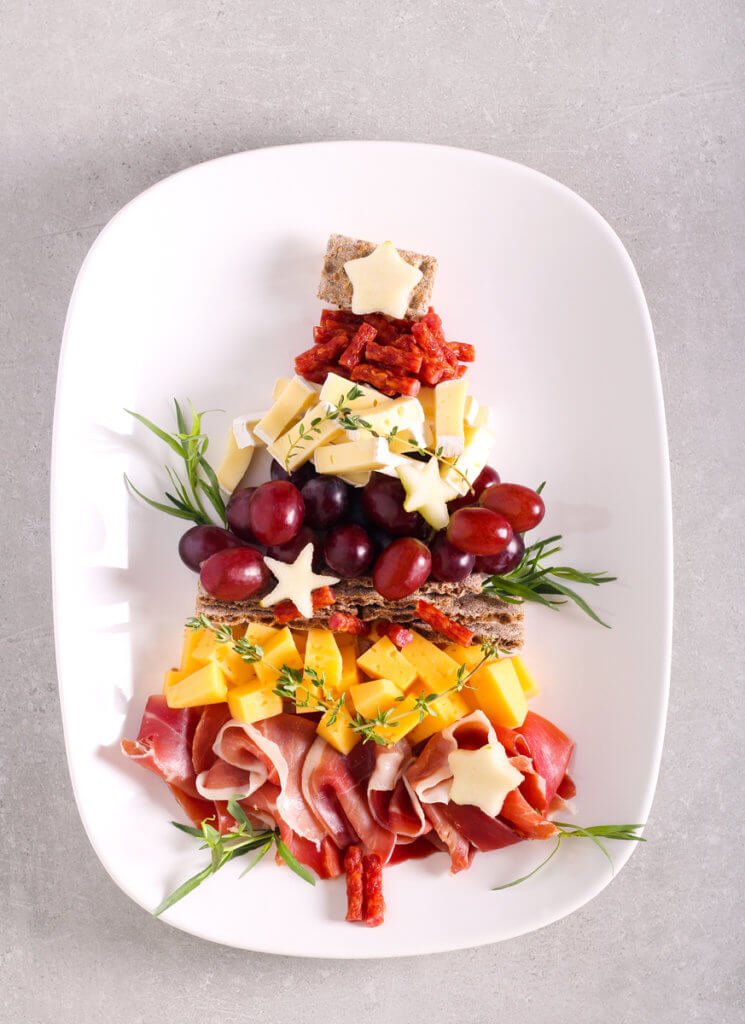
[226,487,258,541]
[472,465,501,497]
[178,525,244,572]
[362,474,427,537]
[301,476,350,529]
[199,546,270,600]
[373,538,431,599]
[266,526,323,570]
[324,524,374,577]
[479,483,545,533]
[475,532,525,575]
[248,481,305,545]
[430,531,475,583]
[448,488,478,513]
[447,507,513,555]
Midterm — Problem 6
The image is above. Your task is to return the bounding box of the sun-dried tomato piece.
[273,586,336,625]
[447,342,475,362]
[419,355,445,386]
[453,363,467,379]
[320,309,362,327]
[344,845,364,922]
[390,334,420,354]
[362,854,385,928]
[411,321,443,358]
[363,313,409,341]
[314,324,352,346]
[339,322,376,370]
[376,620,414,648]
[420,307,446,342]
[351,363,421,397]
[328,612,370,636]
[415,599,474,646]
[365,339,423,375]
[295,333,349,373]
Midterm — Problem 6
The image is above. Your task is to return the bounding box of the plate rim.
[50,140,673,957]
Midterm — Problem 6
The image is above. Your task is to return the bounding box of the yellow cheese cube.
[417,386,436,446]
[319,372,387,412]
[180,628,208,674]
[267,404,344,471]
[444,642,485,671]
[227,679,283,724]
[468,658,528,729]
[166,662,228,708]
[253,376,317,445]
[408,683,470,744]
[290,629,307,659]
[376,695,421,744]
[192,630,257,687]
[296,628,343,712]
[400,631,461,694]
[272,376,291,400]
[357,637,418,691]
[217,429,254,492]
[244,621,280,651]
[316,696,361,755]
[339,641,360,692]
[162,668,188,695]
[350,678,402,718]
[254,627,303,687]
[511,656,540,699]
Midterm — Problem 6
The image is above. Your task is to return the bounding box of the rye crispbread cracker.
[317,233,438,321]
[196,573,525,652]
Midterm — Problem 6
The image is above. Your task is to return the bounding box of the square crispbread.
[196,574,525,652]
[317,233,438,320]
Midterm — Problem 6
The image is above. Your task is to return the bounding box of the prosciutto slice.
[368,741,429,841]
[121,696,202,798]
[495,711,574,812]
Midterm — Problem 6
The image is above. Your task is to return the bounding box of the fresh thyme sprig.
[124,400,226,526]
[482,534,616,627]
[154,797,314,916]
[493,822,645,891]
[187,616,508,747]
[284,385,472,490]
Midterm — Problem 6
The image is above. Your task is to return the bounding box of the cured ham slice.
[368,741,429,840]
[198,714,326,844]
[192,704,231,775]
[496,712,574,812]
[121,696,202,797]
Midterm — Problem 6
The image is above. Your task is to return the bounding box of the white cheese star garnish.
[448,743,524,818]
[344,241,423,319]
[396,455,459,530]
[260,543,339,619]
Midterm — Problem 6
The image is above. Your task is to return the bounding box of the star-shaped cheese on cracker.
[344,241,423,318]
[448,743,524,818]
[396,455,459,530]
[261,543,339,619]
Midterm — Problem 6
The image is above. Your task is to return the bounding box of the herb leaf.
[275,840,316,886]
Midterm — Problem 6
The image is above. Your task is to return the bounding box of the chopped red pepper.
[273,586,336,625]
[362,853,385,927]
[339,322,376,370]
[365,339,423,374]
[416,599,474,646]
[351,363,421,397]
[447,341,475,362]
[328,612,370,636]
[344,845,364,922]
[376,620,414,648]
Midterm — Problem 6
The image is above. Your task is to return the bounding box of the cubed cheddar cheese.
[290,629,307,659]
[316,695,361,755]
[254,627,303,687]
[350,678,402,718]
[408,683,470,744]
[444,642,483,671]
[180,628,208,674]
[466,658,527,729]
[400,631,461,694]
[511,656,540,699]
[193,630,257,687]
[376,696,421,744]
[166,662,228,708]
[357,636,418,692]
[162,668,188,695]
[339,641,361,692]
[228,678,283,724]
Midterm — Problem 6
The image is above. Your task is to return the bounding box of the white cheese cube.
[346,396,425,443]
[435,379,468,457]
[417,386,437,447]
[314,437,400,475]
[441,423,497,495]
[232,411,266,450]
[464,395,480,427]
[335,470,372,487]
[319,372,387,413]
[271,377,291,401]
[253,376,318,446]
[267,404,344,472]
[217,429,254,492]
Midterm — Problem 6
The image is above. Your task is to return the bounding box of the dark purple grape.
[270,459,316,489]
[430,531,476,583]
[362,474,427,537]
[178,525,244,573]
[226,487,258,542]
[475,532,525,575]
[472,465,501,497]
[301,476,350,530]
[266,526,323,571]
[368,524,395,556]
[323,524,374,577]
[343,490,371,529]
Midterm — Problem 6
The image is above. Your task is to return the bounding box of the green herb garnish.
[493,822,645,891]
[124,400,226,526]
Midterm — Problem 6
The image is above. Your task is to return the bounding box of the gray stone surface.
[2,1,744,1020]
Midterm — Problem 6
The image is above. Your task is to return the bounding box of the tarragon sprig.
[124,400,226,526]
[483,534,616,627]
[154,797,314,917]
[493,822,645,891]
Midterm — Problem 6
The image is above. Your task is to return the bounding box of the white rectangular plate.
[51,141,672,957]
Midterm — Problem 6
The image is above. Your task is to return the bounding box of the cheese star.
[396,456,459,530]
[448,743,524,818]
[260,543,339,619]
[344,241,423,319]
